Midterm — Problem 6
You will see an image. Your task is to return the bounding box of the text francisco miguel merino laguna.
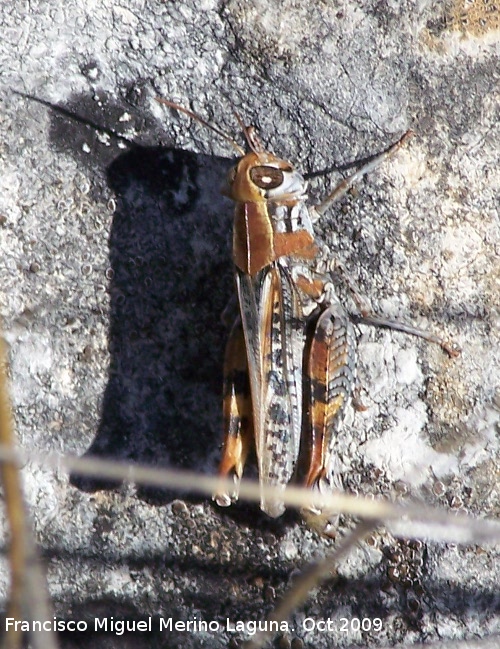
[5,617,291,636]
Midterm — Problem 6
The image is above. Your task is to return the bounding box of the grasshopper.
[158,99,458,529]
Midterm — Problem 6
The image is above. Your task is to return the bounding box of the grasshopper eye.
[250,166,284,190]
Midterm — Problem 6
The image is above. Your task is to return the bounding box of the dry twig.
[0,444,497,546]
[242,520,378,649]
[0,335,58,649]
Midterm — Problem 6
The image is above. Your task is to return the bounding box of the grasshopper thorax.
[228,151,316,275]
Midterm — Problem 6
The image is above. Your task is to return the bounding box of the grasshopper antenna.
[232,110,265,155]
[156,98,245,156]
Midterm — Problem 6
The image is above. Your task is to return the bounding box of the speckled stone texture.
[0,1,499,648]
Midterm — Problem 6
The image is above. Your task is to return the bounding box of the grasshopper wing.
[236,262,305,517]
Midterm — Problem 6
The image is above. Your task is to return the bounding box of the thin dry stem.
[243,520,378,649]
[0,444,497,546]
[0,337,27,649]
[387,636,500,649]
[0,336,58,649]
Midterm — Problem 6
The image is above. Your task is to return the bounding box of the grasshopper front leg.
[311,130,414,219]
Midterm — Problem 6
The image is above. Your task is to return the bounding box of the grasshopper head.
[156,98,307,203]
[223,151,307,204]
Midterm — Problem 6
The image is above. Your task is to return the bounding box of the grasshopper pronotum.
[157,98,458,532]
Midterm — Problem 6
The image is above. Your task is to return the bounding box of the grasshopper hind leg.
[213,318,255,507]
[299,300,357,534]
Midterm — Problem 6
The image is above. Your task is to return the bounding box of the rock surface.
[0,1,499,647]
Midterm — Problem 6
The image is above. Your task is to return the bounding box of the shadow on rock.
[70,143,234,502]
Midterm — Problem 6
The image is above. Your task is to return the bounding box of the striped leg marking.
[304,303,356,490]
[214,318,254,507]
